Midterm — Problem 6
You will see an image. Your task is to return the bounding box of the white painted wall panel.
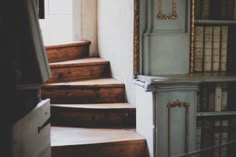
[98,0,135,104]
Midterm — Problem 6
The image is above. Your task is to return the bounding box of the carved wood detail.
[157,0,177,20]
[190,0,195,73]
[167,99,190,157]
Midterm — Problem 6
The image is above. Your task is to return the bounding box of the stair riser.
[52,141,147,157]
[47,44,90,63]
[47,64,110,83]
[51,108,135,128]
[42,87,125,104]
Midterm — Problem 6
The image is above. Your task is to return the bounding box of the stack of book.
[196,119,229,157]
[198,83,228,112]
[195,83,236,156]
[195,0,236,20]
[194,26,228,72]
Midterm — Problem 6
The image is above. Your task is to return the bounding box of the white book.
[215,84,222,112]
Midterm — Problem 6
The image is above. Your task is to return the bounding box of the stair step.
[51,103,136,128]
[46,41,91,63]
[46,57,111,83]
[41,79,125,104]
[51,127,147,157]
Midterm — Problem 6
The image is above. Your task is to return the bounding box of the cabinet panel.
[156,85,197,157]
[12,99,51,157]
[154,0,189,33]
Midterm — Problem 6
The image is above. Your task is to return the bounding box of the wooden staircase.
[41,41,147,157]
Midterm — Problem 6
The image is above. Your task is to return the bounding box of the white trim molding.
[73,0,98,56]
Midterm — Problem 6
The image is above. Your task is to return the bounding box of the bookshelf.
[191,0,236,73]
[192,0,236,156]
[135,0,236,156]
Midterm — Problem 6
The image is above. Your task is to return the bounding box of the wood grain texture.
[46,58,111,82]
[46,41,91,63]
[42,40,147,157]
[41,79,125,104]
[51,103,135,127]
[51,127,148,157]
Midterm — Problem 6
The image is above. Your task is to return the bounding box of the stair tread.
[46,40,91,50]
[51,127,145,147]
[49,57,109,68]
[52,103,135,109]
[43,78,124,88]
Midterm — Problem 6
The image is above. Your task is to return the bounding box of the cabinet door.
[12,99,51,157]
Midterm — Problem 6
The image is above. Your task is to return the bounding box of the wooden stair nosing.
[49,58,110,68]
[46,40,91,50]
[42,79,125,89]
[51,103,135,110]
[52,140,147,157]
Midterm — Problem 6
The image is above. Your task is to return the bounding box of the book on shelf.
[195,0,236,20]
[214,120,221,157]
[194,26,204,72]
[228,117,236,156]
[226,0,235,19]
[227,26,236,74]
[214,120,229,157]
[209,0,221,19]
[199,83,229,112]
[200,85,208,112]
[220,0,227,19]
[197,119,231,157]
[195,0,201,19]
[212,26,221,72]
[196,120,202,151]
[197,92,201,112]
[204,26,213,72]
[201,0,210,19]
[221,84,228,111]
[221,120,229,157]
[194,25,229,72]
[220,26,228,72]
[215,84,222,112]
[201,119,214,156]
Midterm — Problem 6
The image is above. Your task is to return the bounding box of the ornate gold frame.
[190,0,195,73]
[134,0,139,75]
[157,0,177,19]
[167,99,190,157]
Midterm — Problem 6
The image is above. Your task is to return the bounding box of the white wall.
[39,0,73,45]
[73,0,98,56]
[98,0,135,104]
